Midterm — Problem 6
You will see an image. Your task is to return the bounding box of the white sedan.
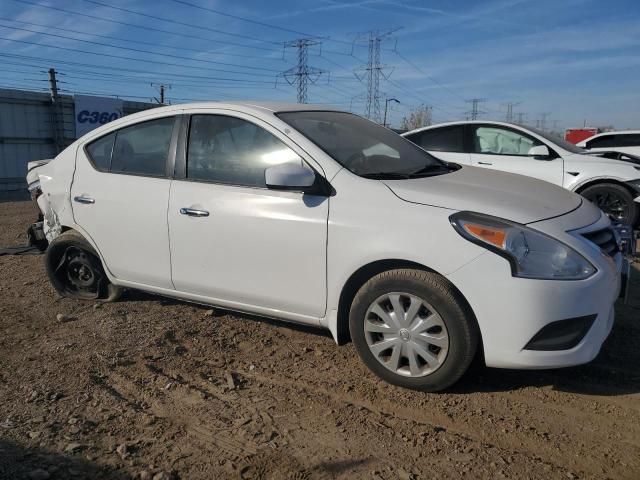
[27,103,627,391]
[402,121,640,226]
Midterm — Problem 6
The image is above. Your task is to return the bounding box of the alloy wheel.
[589,191,628,221]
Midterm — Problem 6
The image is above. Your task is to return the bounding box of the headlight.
[450,212,596,280]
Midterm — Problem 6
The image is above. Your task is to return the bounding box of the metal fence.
[0,88,156,199]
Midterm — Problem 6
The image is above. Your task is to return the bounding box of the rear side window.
[85,117,175,176]
[86,132,115,171]
[111,117,175,176]
[186,114,301,187]
[408,126,465,152]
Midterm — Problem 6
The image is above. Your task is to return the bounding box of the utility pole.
[152,83,170,105]
[355,29,398,123]
[48,68,65,153]
[279,38,325,104]
[465,98,486,121]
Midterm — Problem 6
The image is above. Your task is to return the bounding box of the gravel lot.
[1,200,639,480]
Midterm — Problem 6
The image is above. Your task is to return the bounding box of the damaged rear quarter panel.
[33,144,79,242]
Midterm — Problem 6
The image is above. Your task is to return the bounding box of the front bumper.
[446,247,621,370]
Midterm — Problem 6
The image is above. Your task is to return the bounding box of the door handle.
[180,207,209,217]
[73,195,95,204]
[477,161,493,165]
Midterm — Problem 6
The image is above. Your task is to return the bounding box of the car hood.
[382,166,582,224]
[569,152,640,167]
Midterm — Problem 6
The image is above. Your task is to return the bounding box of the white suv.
[27,103,628,391]
[576,130,640,157]
[403,121,640,226]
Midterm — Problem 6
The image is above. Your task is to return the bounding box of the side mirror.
[265,162,316,191]
[528,145,551,158]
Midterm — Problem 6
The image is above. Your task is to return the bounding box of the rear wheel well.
[335,260,478,346]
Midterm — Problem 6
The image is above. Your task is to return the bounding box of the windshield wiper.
[409,163,459,176]
[360,172,413,179]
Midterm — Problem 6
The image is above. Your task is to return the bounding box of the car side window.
[409,126,465,152]
[472,126,542,156]
[186,114,301,187]
[108,117,175,176]
[618,134,640,147]
[86,132,116,172]
[586,135,614,149]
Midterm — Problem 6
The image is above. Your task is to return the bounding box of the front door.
[71,115,178,288]
[168,113,329,319]
[469,124,564,186]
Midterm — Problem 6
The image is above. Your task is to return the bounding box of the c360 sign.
[74,95,124,137]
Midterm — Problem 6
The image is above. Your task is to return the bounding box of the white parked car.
[27,103,629,391]
[402,121,640,226]
[576,130,640,157]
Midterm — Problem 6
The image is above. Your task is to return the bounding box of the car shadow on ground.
[122,286,640,397]
[0,439,131,480]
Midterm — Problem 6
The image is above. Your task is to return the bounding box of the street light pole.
[383,98,400,127]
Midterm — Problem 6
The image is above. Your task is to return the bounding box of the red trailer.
[564,128,599,145]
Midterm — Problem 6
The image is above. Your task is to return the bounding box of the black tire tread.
[45,230,122,302]
[349,268,478,392]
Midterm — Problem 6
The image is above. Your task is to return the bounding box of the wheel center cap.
[399,328,411,342]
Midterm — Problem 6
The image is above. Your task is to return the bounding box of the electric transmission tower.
[279,38,325,104]
[503,101,521,123]
[465,98,486,120]
[355,29,398,123]
[515,112,526,124]
[538,112,551,131]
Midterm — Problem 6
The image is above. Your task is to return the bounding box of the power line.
[0,24,281,73]
[10,0,278,52]
[0,53,280,84]
[166,0,356,47]
[78,0,282,46]
[392,50,467,103]
[0,36,279,77]
[167,0,315,37]
[0,16,283,62]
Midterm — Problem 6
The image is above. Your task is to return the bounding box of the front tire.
[45,230,122,302]
[580,183,639,226]
[349,269,478,392]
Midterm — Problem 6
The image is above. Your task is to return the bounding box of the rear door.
[167,111,329,319]
[404,125,470,164]
[469,124,564,186]
[71,115,179,288]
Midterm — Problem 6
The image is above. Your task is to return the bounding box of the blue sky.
[1,0,639,129]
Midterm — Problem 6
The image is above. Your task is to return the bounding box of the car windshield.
[525,125,586,154]
[277,111,454,179]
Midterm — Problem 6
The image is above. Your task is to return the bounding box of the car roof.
[131,101,341,117]
[585,130,640,137]
[401,120,529,136]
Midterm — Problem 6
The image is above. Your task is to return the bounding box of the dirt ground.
[1,200,639,480]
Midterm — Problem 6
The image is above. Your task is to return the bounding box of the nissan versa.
[26,103,630,391]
